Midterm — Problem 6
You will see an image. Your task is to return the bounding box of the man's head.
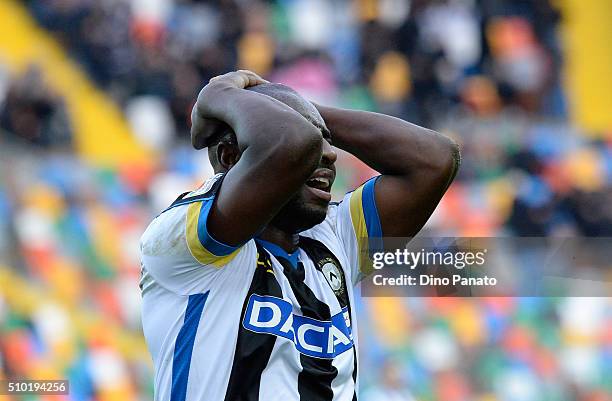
[206,83,337,234]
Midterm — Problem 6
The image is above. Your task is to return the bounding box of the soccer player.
[140,70,459,401]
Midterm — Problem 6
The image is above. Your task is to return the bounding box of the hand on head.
[191,70,268,149]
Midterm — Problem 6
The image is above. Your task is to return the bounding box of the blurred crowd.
[23,0,565,136]
[0,0,610,400]
[358,296,611,401]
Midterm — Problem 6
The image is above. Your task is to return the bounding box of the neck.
[257,226,299,253]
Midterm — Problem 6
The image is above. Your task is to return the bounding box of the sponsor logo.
[242,294,354,359]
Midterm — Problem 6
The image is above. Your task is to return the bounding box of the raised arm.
[191,71,324,246]
[314,104,460,237]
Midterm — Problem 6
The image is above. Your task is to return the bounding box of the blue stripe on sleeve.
[196,199,239,257]
[171,291,210,401]
[361,176,382,238]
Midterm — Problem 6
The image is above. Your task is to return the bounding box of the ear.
[217,142,241,170]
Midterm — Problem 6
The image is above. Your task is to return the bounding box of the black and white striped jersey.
[139,173,382,401]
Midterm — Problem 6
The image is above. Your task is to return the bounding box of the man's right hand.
[191,70,268,149]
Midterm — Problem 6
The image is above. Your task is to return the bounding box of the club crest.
[320,258,344,295]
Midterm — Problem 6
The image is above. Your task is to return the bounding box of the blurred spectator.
[0,65,72,147]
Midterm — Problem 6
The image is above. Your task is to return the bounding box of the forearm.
[315,104,459,181]
[199,86,321,152]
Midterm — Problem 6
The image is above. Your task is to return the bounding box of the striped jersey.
[139,173,382,401]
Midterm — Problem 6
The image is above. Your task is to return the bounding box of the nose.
[321,140,337,167]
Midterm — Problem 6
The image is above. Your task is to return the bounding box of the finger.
[237,69,269,87]
[209,71,248,88]
[190,104,206,137]
[190,105,207,149]
[208,70,268,89]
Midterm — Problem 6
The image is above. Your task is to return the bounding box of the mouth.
[305,168,334,202]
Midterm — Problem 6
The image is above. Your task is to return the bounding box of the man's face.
[268,100,337,234]
[215,85,338,233]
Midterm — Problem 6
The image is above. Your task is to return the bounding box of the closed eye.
[307,117,332,144]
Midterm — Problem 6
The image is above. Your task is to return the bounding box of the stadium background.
[0,0,610,400]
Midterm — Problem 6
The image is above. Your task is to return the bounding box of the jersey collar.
[254,238,300,268]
